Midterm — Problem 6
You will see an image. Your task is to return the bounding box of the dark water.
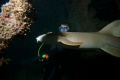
[0,0,120,80]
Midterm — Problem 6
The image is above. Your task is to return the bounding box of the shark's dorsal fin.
[58,38,83,46]
[98,20,120,37]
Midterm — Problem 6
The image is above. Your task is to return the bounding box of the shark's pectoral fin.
[101,45,120,57]
[58,38,83,46]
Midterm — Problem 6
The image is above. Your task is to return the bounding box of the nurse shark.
[36,20,120,57]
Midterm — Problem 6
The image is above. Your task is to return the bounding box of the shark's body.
[36,20,120,57]
[57,32,120,48]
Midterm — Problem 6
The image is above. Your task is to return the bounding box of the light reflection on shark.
[36,20,120,57]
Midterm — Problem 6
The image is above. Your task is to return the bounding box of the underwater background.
[0,0,120,80]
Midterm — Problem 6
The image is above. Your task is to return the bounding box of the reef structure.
[0,0,36,63]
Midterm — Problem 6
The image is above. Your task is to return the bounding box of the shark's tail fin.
[102,45,120,57]
[98,20,120,37]
[99,20,120,57]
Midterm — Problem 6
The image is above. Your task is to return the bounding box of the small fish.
[36,20,120,57]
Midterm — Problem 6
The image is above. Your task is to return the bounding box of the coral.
[0,0,36,63]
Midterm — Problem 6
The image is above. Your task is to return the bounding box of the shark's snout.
[36,34,46,43]
[36,37,40,43]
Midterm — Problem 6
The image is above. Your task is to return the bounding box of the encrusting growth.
[0,0,36,65]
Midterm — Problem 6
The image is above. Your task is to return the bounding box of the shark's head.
[36,32,61,45]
